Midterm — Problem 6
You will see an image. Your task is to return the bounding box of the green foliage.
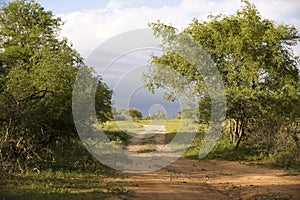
[144,0,300,161]
[0,0,112,172]
[123,108,143,120]
[101,120,143,136]
[184,124,299,170]
[0,0,63,76]
[100,121,132,143]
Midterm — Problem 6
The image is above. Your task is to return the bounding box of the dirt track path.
[118,158,300,200]
[124,125,167,152]
[116,126,300,200]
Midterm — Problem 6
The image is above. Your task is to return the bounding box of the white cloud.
[58,0,300,58]
[59,6,191,57]
[251,0,300,22]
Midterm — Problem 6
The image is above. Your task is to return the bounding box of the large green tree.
[0,0,63,77]
[0,0,112,171]
[144,1,300,150]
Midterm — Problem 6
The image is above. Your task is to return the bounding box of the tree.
[144,1,300,150]
[0,0,63,77]
[124,108,143,120]
[0,0,112,171]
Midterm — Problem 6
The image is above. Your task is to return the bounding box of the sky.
[2,0,300,118]
[2,0,299,56]
[31,0,300,57]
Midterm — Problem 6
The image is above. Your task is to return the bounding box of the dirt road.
[115,125,300,200]
[117,158,299,200]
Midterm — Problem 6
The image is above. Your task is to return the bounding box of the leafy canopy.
[0,0,112,171]
[144,0,300,149]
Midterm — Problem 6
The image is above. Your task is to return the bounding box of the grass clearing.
[0,171,129,200]
[102,119,181,134]
[165,119,181,133]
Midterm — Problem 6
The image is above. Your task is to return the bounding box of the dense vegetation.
[144,1,300,168]
[0,1,119,198]
[0,0,112,172]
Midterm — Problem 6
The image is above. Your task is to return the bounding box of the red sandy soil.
[110,125,300,200]
[117,157,300,200]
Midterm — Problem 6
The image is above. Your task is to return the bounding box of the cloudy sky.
[31,0,300,57]
[3,0,300,118]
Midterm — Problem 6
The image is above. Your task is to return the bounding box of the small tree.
[124,108,143,120]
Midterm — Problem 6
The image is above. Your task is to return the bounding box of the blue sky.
[34,0,182,14]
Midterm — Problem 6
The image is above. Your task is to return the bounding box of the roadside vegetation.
[0,0,122,199]
[0,0,299,199]
[144,0,300,172]
[102,116,300,172]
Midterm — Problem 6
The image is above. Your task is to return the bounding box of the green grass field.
[101,119,183,134]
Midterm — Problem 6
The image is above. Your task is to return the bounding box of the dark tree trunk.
[235,126,244,150]
[235,117,246,150]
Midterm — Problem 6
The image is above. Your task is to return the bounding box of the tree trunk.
[235,118,245,150]
[235,126,244,150]
[229,119,235,143]
[235,118,239,142]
